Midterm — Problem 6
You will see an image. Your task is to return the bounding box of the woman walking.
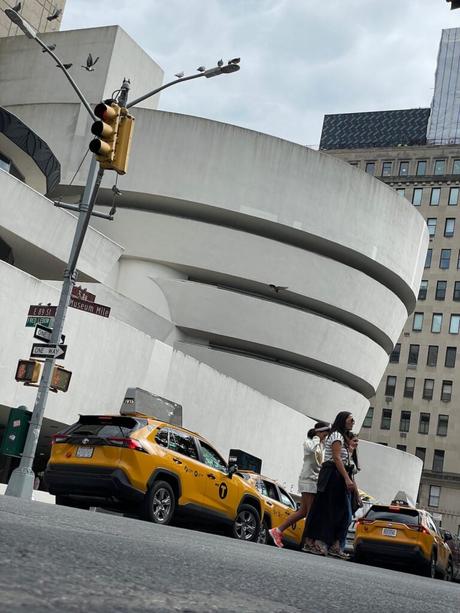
[268,421,330,549]
[304,411,355,558]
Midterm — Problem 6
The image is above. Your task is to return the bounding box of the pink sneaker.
[269,527,284,548]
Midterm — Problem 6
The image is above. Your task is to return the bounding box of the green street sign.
[25,316,55,328]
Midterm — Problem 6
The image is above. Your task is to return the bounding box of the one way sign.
[30,343,67,360]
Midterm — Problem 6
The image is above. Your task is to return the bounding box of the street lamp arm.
[126,72,208,109]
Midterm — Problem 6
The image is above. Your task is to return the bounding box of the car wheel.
[55,495,89,510]
[445,560,453,582]
[145,480,176,525]
[232,504,260,542]
[257,520,269,545]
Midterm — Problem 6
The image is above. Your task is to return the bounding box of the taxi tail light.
[106,437,146,452]
[408,524,429,534]
[51,434,69,445]
[356,518,374,525]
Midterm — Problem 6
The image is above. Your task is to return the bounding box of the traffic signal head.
[15,359,41,383]
[51,366,72,392]
[89,101,121,165]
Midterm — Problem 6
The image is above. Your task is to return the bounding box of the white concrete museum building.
[0,25,428,502]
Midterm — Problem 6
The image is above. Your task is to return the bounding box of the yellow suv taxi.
[239,471,305,547]
[354,502,453,579]
[44,413,265,542]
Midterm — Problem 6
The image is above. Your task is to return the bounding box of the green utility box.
[0,406,31,457]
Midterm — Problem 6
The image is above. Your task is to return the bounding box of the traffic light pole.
[5,157,104,498]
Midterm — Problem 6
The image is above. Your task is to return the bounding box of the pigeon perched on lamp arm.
[47,8,62,21]
[42,43,56,52]
[12,2,21,12]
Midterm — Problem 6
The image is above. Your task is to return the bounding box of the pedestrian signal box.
[15,359,41,384]
[51,366,72,392]
[0,406,31,457]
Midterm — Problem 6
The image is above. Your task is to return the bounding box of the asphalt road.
[0,496,459,613]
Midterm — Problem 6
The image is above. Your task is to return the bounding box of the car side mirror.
[227,463,238,478]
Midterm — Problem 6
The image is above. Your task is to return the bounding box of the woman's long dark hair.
[348,432,360,471]
[307,420,330,439]
[329,411,352,439]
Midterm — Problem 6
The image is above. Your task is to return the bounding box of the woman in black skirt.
[305,411,355,557]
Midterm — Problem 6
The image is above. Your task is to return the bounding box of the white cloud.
[61,0,460,147]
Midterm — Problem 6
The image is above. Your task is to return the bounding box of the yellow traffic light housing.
[89,101,121,167]
[15,360,41,384]
[51,366,72,392]
[111,112,135,175]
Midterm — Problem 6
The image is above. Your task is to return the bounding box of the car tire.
[55,495,89,510]
[444,560,453,582]
[232,504,260,542]
[145,480,176,525]
[257,519,269,545]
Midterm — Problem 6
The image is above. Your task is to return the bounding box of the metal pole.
[5,156,103,498]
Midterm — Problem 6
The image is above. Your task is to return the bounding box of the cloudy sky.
[61,0,460,148]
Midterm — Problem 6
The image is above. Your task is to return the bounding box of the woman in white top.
[269,421,330,549]
[304,411,356,557]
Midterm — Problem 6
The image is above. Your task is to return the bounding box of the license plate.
[76,446,94,458]
[382,528,397,537]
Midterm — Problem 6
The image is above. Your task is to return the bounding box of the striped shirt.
[323,431,349,463]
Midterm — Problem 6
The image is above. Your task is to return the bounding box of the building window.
[441,380,452,401]
[416,160,427,176]
[430,187,441,206]
[453,159,460,174]
[445,346,456,367]
[419,413,430,434]
[382,162,392,176]
[381,408,392,430]
[396,444,407,452]
[449,314,460,334]
[365,162,376,175]
[425,248,432,269]
[396,188,405,197]
[415,447,426,466]
[432,450,445,472]
[453,281,460,301]
[434,159,446,175]
[404,377,415,398]
[427,218,437,237]
[457,250,460,269]
[362,407,374,428]
[412,188,423,206]
[431,313,443,333]
[449,187,459,205]
[444,218,455,238]
[423,378,434,400]
[427,345,438,366]
[413,312,424,331]
[399,161,409,176]
[408,344,419,365]
[428,485,440,507]
[389,343,401,363]
[435,280,447,300]
[399,410,411,432]
[437,414,449,436]
[440,249,451,269]
[418,280,428,300]
[385,375,397,396]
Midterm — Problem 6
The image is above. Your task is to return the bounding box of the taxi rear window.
[67,416,147,438]
[366,507,420,526]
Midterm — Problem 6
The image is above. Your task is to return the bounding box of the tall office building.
[0,1,65,38]
[320,28,460,534]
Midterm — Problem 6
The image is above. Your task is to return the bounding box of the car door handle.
[207,473,216,479]
[173,458,182,464]
[266,501,273,507]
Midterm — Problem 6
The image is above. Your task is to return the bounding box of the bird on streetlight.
[174,71,184,79]
[217,59,223,67]
[47,8,62,21]
[81,53,99,71]
[42,43,56,52]
[12,2,21,12]
[197,66,206,72]
[269,284,288,293]
[228,57,240,65]
[57,63,73,70]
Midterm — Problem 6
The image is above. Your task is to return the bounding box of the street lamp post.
[3,7,239,499]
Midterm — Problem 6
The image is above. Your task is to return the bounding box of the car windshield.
[366,507,420,526]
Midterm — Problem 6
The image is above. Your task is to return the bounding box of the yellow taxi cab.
[44,413,265,542]
[239,471,305,547]
[354,501,453,579]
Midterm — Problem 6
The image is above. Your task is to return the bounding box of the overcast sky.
[61,0,460,148]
